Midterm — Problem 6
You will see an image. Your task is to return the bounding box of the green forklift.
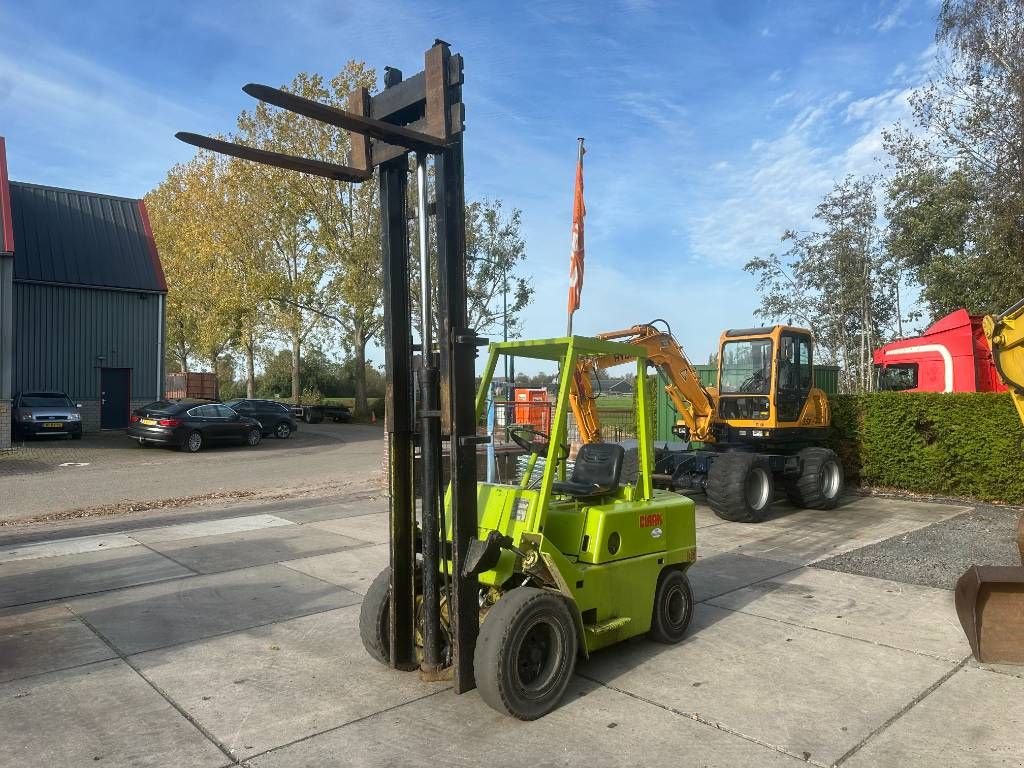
[361,336,698,719]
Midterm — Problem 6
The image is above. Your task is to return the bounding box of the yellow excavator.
[568,320,842,523]
[956,297,1024,665]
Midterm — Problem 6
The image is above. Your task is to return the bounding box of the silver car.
[12,391,84,440]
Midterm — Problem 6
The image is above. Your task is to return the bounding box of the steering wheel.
[739,370,769,394]
[508,426,569,460]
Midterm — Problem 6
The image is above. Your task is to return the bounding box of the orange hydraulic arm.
[569,322,719,444]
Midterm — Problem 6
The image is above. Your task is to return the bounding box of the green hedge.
[829,392,1024,504]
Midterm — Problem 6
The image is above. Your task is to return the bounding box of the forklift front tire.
[649,568,694,644]
[359,566,393,666]
[474,587,578,720]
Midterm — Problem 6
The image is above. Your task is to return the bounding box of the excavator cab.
[714,326,830,443]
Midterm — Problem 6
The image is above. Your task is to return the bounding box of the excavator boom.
[568,322,718,444]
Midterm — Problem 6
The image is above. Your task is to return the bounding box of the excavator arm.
[569,322,719,444]
[984,297,1024,428]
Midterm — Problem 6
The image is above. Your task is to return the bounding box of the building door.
[100,367,131,429]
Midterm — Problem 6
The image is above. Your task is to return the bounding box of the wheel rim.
[820,460,841,499]
[188,432,201,451]
[665,583,689,629]
[513,618,562,699]
[745,467,770,510]
[248,429,261,446]
[276,423,290,438]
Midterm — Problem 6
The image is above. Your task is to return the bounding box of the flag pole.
[567,136,585,337]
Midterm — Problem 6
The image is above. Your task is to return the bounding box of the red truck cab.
[873,309,1007,393]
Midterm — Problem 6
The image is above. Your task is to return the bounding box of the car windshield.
[719,339,774,394]
[21,395,72,408]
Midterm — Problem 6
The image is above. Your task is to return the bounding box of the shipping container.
[165,371,218,401]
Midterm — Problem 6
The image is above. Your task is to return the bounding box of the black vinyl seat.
[552,443,625,498]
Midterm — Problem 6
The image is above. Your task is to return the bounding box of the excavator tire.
[784,447,843,510]
[706,452,774,523]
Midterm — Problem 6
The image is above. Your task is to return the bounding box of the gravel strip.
[814,505,1023,590]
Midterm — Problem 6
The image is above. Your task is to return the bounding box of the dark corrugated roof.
[0,137,13,255]
[9,180,166,293]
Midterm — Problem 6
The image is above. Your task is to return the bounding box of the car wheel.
[247,427,262,447]
[274,421,292,439]
[181,430,203,453]
[136,438,151,448]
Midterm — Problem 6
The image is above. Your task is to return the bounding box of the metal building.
[0,137,166,446]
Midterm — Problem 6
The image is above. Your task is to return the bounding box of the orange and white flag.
[567,139,586,317]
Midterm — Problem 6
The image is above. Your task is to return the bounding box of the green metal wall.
[655,364,841,442]
[11,282,163,401]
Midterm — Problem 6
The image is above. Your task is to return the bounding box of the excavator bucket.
[955,564,1024,664]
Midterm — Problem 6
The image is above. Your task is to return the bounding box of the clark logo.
[639,513,663,528]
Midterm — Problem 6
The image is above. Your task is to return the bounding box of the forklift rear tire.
[706,452,774,523]
[474,587,577,720]
[649,568,694,644]
[784,447,844,510]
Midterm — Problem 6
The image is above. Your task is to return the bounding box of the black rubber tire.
[136,438,151,448]
[359,567,392,666]
[649,569,694,644]
[474,587,578,720]
[784,447,844,510]
[274,421,292,439]
[180,430,203,453]
[706,452,775,523]
[246,427,262,447]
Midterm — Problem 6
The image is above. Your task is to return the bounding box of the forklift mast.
[177,42,483,693]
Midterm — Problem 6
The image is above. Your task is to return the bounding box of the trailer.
[290,403,352,424]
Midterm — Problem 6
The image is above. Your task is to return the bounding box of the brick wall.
[0,400,10,450]
[78,399,152,432]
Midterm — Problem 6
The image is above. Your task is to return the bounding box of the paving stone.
[309,512,389,544]
[0,604,113,683]
[281,543,389,594]
[0,532,139,563]
[0,658,226,768]
[845,667,1024,768]
[279,497,387,524]
[708,567,970,662]
[248,676,806,768]
[145,525,365,574]
[0,547,193,608]
[130,513,293,544]
[582,603,953,766]
[69,564,358,654]
[133,605,439,761]
[688,550,797,602]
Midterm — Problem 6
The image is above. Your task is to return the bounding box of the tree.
[884,0,1024,318]
[146,153,246,376]
[746,176,901,392]
[464,200,533,337]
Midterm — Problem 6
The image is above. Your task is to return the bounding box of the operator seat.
[553,443,625,498]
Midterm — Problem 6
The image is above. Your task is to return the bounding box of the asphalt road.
[0,422,385,523]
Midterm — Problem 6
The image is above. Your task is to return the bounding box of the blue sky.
[0,0,941,370]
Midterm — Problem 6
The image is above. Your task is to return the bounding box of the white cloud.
[769,69,784,83]
[872,0,911,33]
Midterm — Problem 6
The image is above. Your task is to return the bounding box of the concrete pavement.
[0,422,385,523]
[1,492,1021,767]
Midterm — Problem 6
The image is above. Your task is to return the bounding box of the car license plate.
[43,421,64,428]
[140,418,157,426]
